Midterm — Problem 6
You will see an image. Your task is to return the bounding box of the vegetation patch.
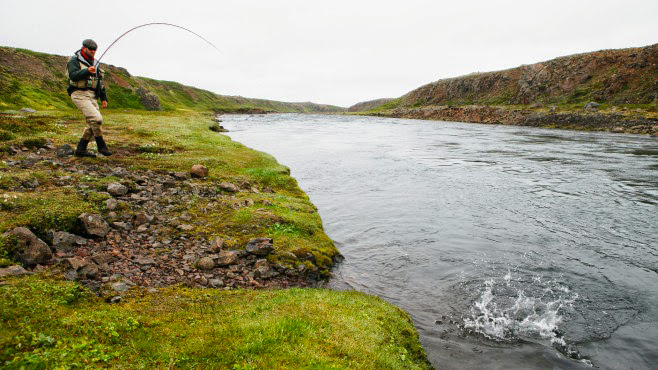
[0,276,430,369]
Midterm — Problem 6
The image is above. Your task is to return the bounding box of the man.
[67,39,112,157]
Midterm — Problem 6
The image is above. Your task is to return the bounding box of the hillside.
[0,47,346,113]
[355,44,658,134]
[348,98,394,112]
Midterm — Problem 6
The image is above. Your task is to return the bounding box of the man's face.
[82,47,97,58]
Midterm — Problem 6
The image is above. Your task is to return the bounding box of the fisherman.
[67,39,112,157]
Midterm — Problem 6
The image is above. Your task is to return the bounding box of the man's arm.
[67,57,90,81]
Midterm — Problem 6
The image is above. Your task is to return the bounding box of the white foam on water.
[463,273,578,346]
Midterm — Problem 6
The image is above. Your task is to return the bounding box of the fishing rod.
[95,22,222,67]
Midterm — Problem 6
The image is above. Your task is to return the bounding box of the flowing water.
[224,114,658,369]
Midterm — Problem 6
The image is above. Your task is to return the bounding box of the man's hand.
[102,101,108,108]
[88,66,96,74]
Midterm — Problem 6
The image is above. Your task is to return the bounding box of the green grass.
[1,276,431,369]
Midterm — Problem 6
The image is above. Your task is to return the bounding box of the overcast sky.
[2,0,657,107]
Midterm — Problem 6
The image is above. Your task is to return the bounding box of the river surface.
[224,114,658,369]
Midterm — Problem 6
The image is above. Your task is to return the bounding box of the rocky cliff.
[359,44,658,134]
[397,44,658,107]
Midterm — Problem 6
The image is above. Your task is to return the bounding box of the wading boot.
[74,138,96,158]
[95,136,113,156]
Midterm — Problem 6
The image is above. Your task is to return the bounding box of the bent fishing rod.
[95,22,222,67]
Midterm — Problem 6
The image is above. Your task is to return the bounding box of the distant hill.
[348,98,394,112]
[0,46,346,113]
[378,43,658,110]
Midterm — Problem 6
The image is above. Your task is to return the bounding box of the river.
[224,114,658,369]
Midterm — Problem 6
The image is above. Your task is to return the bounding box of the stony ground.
[1,140,323,299]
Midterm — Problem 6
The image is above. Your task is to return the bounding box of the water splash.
[463,272,578,347]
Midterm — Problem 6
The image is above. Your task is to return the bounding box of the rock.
[209,278,224,287]
[177,224,194,231]
[111,221,131,231]
[111,282,130,293]
[245,238,274,256]
[173,172,189,180]
[136,225,149,233]
[65,257,88,270]
[106,198,118,211]
[584,102,601,110]
[134,212,153,226]
[209,123,228,133]
[65,270,79,281]
[3,227,52,267]
[211,237,224,252]
[216,250,240,266]
[190,164,209,178]
[50,231,87,253]
[254,265,272,279]
[134,257,157,267]
[79,263,99,279]
[108,296,123,304]
[55,144,74,158]
[107,183,128,197]
[137,87,161,110]
[78,213,110,237]
[197,257,215,270]
[92,253,113,266]
[612,126,625,133]
[219,182,239,192]
[19,108,36,113]
[0,265,31,278]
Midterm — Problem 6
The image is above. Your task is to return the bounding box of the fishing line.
[95,22,222,66]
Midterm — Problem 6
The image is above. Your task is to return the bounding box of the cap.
[82,39,98,50]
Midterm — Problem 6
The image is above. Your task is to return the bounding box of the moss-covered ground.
[0,275,430,369]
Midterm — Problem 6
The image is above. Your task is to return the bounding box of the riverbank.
[361,105,658,135]
[0,109,431,368]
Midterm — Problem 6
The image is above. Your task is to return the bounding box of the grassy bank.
[0,109,431,368]
[1,276,429,368]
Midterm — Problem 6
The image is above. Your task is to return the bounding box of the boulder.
[245,238,274,256]
[209,278,224,287]
[3,227,52,267]
[137,87,161,110]
[55,144,74,158]
[134,212,153,226]
[190,164,209,178]
[79,213,110,238]
[105,198,118,211]
[92,253,113,267]
[79,263,99,279]
[173,172,190,180]
[111,282,130,293]
[50,231,87,253]
[197,257,215,270]
[107,183,128,197]
[211,237,224,252]
[65,257,88,270]
[134,257,157,267]
[0,265,31,278]
[584,102,601,110]
[216,250,240,266]
[19,108,36,113]
[219,182,239,192]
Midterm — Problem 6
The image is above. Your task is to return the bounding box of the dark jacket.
[67,49,108,102]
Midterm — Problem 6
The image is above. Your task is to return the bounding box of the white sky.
[1,0,657,107]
